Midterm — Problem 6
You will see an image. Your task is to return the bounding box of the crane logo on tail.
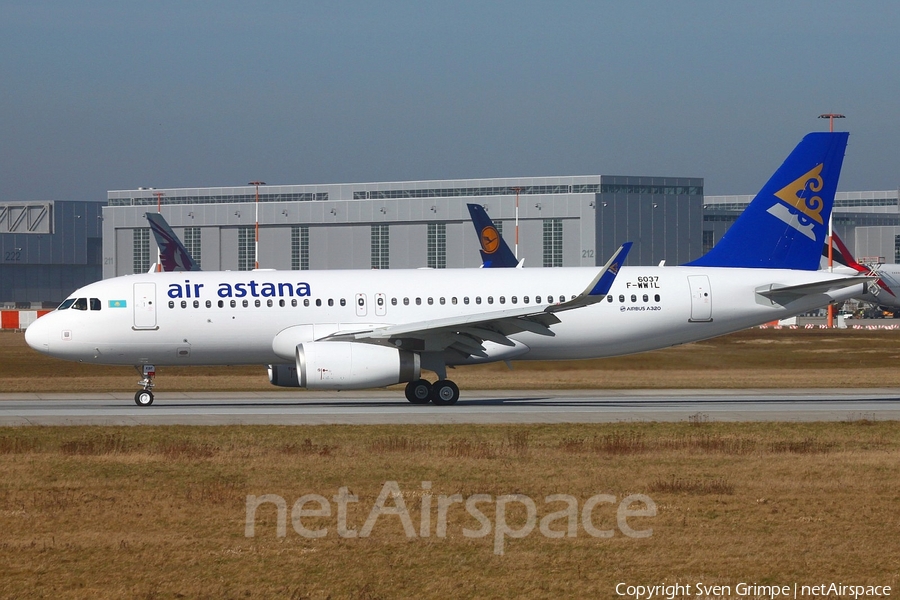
[766,163,825,241]
[480,226,500,254]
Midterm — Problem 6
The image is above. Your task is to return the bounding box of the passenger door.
[133,282,158,330]
[687,275,712,322]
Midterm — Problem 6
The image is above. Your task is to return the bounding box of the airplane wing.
[322,243,632,357]
[756,275,875,305]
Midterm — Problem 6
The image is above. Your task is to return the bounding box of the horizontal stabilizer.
[756,275,873,305]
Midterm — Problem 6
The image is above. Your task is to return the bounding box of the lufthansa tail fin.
[687,132,849,270]
[467,203,520,268]
[145,212,202,272]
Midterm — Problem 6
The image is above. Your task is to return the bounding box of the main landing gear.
[404,379,460,405]
[134,364,156,407]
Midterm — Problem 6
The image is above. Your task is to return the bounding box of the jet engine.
[291,342,419,390]
[267,364,301,387]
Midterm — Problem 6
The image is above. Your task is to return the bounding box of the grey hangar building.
[102,175,705,280]
[4,177,900,305]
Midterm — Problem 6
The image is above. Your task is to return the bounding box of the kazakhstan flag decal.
[108,300,127,308]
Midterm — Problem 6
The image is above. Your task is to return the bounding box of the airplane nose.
[24,316,50,354]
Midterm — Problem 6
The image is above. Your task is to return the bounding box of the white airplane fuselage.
[26,265,863,367]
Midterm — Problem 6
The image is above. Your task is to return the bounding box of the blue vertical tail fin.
[145,212,202,272]
[687,132,849,270]
[467,203,520,268]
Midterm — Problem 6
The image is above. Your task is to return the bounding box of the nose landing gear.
[134,364,156,406]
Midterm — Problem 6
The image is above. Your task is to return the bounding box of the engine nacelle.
[296,342,420,390]
[268,364,301,387]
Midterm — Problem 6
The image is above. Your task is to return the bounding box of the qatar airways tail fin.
[146,212,202,272]
[467,203,520,268]
[827,231,866,272]
[687,132,849,270]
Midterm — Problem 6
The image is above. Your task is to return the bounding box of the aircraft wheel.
[134,390,154,406]
[431,380,459,405]
[405,379,432,404]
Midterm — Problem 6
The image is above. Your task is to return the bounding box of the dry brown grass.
[6,326,900,392]
[0,423,898,598]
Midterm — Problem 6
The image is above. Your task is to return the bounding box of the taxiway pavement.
[0,389,898,425]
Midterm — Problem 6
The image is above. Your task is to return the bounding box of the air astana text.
[167,280,312,299]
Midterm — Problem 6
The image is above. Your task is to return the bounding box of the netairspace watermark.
[245,480,656,555]
[615,581,892,600]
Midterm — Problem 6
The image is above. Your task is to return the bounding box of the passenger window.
[230,300,236,308]
[536,296,541,304]
[218,300,224,308]
[206,300,212,308]
[416,298,421,305]
[277,299,283,307]
[72,298,87,311]
[391,297,397,306]
[439,297,445,305]
[254,299,261,308]
[655,294,661,302]
[267,299,273,307]
[58,298,75,310]
[316,299,322,307]
[181,301,187,309]
[193,300,200,308]
[607,295,613,303]
[643,294,648,302]
[341,298,347,307]
[464,297,469,305]
[511,296,517,304]
[89,298,101,311]
[523,296,529,304]
[547,296,554,303]
[452,297,457,305]
[328,299,334,307]
[476,297,482,305]
[631,295,636,303]
[428,298,433,305]
[403,297,409,306]
[499,296,506,304]
[242,300,249,308]
[168,301,175,309]
[619,295,625,303]
[487,297,493,304]
[377,297,384,306]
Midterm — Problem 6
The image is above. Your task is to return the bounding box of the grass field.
[5,326,900,393]
[2,328,899,597]
[0,423,898,598]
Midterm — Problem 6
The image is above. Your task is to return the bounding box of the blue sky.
[1,1,898,201]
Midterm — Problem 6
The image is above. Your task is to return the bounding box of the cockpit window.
[90,298,101,311]
[58,298,76,310]
[71,298,88,311]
